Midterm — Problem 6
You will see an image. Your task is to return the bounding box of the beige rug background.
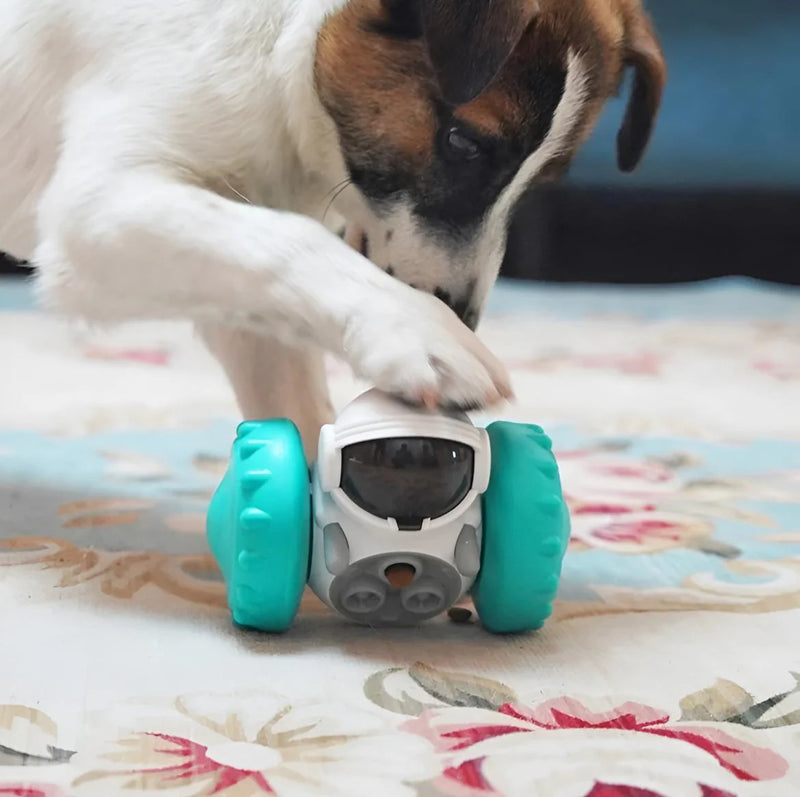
[2,277,799,797]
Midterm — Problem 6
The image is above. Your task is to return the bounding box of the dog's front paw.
[344,288,512,410]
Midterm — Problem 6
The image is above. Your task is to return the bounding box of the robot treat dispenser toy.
[207,388,570,633]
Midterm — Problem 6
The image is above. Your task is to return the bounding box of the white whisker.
[222,178,253,205]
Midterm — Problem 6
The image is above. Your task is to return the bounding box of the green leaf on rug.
[679,679,755,722]
[726,673,800,729]
[408,663,517,710]
[0,743,75,767]
[681,674,800,729]
[364,668,434,717]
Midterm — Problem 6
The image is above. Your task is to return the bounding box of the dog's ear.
[421,0,540,106]
[616,2,666,172]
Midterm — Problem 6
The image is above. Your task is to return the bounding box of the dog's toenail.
[419,390,439,409]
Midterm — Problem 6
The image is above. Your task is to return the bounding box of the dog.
[0,0,665,456]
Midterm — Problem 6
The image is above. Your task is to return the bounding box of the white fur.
[0,0,587,446]
[487,52,590,243]
[476,51,591,314]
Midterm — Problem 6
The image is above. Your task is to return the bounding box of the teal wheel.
[473,422,570,634]
[207,419,310,632]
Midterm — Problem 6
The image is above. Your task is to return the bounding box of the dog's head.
[315,0,665,327]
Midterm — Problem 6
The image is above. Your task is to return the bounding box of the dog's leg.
[200,324,333,461]
[35,109,511,409]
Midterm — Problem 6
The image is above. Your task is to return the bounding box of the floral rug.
[1,276,799,797]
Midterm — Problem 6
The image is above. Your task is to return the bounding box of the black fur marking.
[461,309,479,331]
[433,286,451,304]
[434,283,478,329]
[371,0,423,40]
[344,64,567,237]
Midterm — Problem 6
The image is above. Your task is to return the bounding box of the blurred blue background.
[502,0,800,285]
[571,0,800,190]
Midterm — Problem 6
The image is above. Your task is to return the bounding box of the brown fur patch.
[315,0,663,226]
[316,0,626,158]
[315,0,437,167]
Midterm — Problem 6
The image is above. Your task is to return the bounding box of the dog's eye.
[443,127,483,162]
[374,0,422,40]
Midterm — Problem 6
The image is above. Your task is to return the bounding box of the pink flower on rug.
[753,358,800,381]
[560,451,726,554]
[511,351,662,376]
[71,691,436,796]
[573,352,662,376]
[506,698,783,779]
[572,511,714,554]
[0,786,70,797]
[559,450,680,505]
[583,785,735,797]
[84,347,170,366]
[404,697,787,797]
[117,732,274,793]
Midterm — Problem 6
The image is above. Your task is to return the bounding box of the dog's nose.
[434,287,478,330]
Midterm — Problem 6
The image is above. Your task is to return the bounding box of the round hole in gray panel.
[401,580,446,614]
[341,576,386,614]
[329,553,462,626]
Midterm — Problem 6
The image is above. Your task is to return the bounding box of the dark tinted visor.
[340,437,474,529]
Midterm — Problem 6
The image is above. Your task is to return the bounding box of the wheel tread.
[206,418,310,633]
[473,421,570,634]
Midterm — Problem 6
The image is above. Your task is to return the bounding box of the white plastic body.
[307,389,491,617]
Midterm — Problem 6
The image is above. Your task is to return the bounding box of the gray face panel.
[323,523,350,576]
[329,553,462,626]
[454,524,480,577]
